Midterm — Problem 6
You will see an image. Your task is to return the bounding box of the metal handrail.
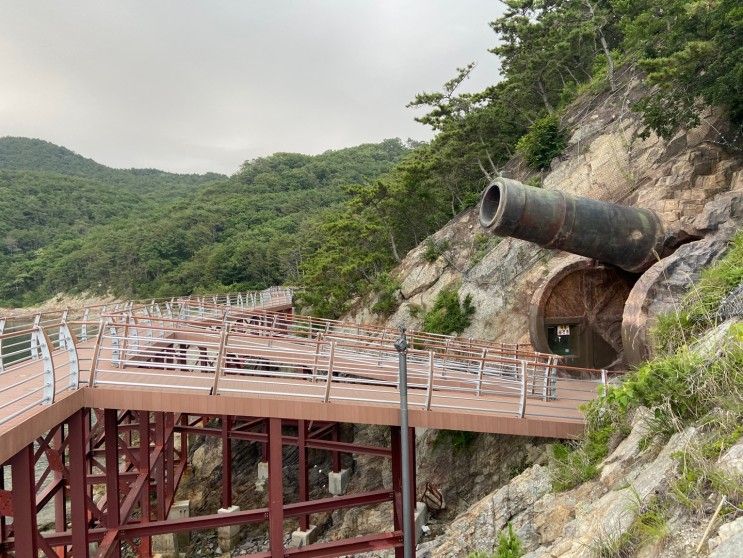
[1,288,614,429]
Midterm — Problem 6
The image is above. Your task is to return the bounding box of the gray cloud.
[0,1,504,174]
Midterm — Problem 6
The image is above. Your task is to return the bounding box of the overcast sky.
[0,1,505,174]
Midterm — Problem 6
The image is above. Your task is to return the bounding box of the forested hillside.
[0,139,408,305]
[0,137,224,199]
[2,0,740,312]
[298,0,742,317]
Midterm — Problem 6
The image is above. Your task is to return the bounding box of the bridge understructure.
[0,408,414,557]
[0,288,615,557]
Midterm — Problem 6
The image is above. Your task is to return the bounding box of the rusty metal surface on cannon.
[479,177,666,273]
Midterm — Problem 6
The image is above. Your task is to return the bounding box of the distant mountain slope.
[0,138,409,305]
[0,137,224,199]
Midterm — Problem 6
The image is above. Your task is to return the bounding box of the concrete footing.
[255,461,269,492]
[217,505,241,552]
[328,468,351,496]
[289,525,319,548]
[414,501,428,543]
[152,499,190,557]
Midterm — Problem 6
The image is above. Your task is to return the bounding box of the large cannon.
[479,177,670,369]
[479,177,666,273]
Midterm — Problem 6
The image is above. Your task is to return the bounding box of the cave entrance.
[529,258,638,369]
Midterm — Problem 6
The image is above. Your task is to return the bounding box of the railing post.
[544,356,557,401]
[59,309,69,349]
[30,314,41,360]
[90,321,106,387]
[425,350,435,410]
[81,309,90,341]
[601,369,608,392]
[476,348,488,396]
[143,306,153,340]
[323,341,336,402]
[34,326,56,405]
[211,326,230,396]
[0,317,5,373]
[60,322,80,390]
[518,360,528,418]
[110,323,121,368]
[311,335,322,381]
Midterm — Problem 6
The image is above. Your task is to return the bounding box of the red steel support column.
[261,419,268,462]
[138,411,151,557]
[53,426,68,558]
[297,419,309,531]
[104,409,122,558]
[221,415,232,508]
[69,409,89,557]
[268,417,284,558]
[154,412,166,521]
[164,413,174,511]
[180,414,188,473]
[331,423,341,473]
[0,465,6,558]
[391,426,404,558]
[10,445,37,558]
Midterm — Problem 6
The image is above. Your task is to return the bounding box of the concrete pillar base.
[415,501,429,543]
[328,468,351,496]
[152,500,190,557]
[289,525,319,548]
[217,505,241,552]
[255,461,269,492]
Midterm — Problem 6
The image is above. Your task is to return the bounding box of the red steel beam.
[100,409,122,558]
[175,424,391,456]
[282,531,403,557]
[268,417,284,558]
[297,419,309,531]
[138,411,151,557]
[69,409,90,557]
[10,445,37,558]
[222,415,232,508]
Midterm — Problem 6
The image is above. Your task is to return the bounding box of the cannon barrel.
[479,177,666,273]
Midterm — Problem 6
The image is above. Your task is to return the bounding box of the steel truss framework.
[0,409,415,558]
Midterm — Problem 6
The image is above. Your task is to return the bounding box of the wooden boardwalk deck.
[0,291,607,464]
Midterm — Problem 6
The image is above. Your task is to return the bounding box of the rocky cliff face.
[346,74,742,347]
[339,73,742,557]
[423,405,743,558]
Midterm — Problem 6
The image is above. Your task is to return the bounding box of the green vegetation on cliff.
[550,232,743,505]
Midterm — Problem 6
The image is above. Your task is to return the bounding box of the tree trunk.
[388,230,401,262]
[537,79,554,113]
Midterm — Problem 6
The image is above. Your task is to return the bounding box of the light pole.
[394,326,413,558]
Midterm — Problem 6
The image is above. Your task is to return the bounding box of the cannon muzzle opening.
[479,177,666,273]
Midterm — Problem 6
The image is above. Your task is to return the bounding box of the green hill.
[0,138,409,305]
[0,137,224,200]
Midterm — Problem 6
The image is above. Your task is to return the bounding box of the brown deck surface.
[1,303,600,465]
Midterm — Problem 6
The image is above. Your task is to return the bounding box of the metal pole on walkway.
[395,327,413,558]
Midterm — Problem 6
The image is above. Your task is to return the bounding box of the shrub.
[471,232,499,267]
[516,114,567,170]
[423,238,450,263]
[653,231,743,354]
[550,236,743,492]
[370,273,400,317]
[422,287,475,335]
[434,430,478,452]
[467,524,524,558]
[591,496,668,557]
